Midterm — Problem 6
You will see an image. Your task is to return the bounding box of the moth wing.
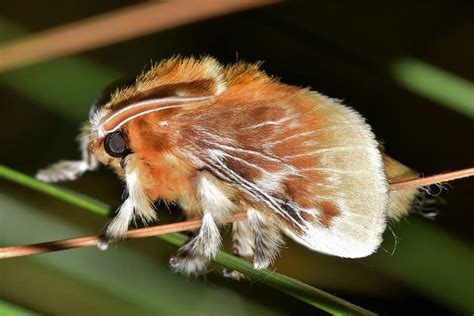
[279,101,389,258]
[186,93,388,258]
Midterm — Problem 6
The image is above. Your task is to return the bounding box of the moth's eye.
[104,131,130,158]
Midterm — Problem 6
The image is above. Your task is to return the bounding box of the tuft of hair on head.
[224,60,273,86]
[109,56,228,107]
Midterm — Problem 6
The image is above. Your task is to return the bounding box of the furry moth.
[37,56,419,277]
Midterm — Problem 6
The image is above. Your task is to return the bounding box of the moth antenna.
[97,95,213,137]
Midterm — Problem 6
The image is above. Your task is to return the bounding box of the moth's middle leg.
[169,211,221,276]
[170,171,233,276]
[224,209,284,279]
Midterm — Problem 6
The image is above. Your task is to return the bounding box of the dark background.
[1,1,473,315]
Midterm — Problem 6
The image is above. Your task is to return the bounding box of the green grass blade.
[0,164,375,315]
[161,234,374,315]
[0,299,41,316]
[391,58,474,119]
[0,165,108,216]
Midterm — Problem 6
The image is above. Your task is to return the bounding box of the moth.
[37,56,419,278]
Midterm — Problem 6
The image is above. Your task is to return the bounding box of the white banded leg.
[98,155,156,249]
[248,209,284,269]
[223,219,255,280]
[170,171,232,276]
[169,212,221,276]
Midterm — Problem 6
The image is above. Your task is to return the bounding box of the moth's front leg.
[169,212,220,276]
[97,197,135,250]
[36,131,97,182]
[169,171,233,276]
[98,155,156,249]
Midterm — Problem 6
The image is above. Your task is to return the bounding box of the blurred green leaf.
[0,58,121,121]
[0,299,41,316]
[391,58,474,119]
[0,165,107,216]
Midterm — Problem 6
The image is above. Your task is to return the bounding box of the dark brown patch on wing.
[317,201,341,227]
[283,175,313,209]
[250,106,270,118]
[280,199,305,226]
[301,211,314,222]
[222,156,263,180]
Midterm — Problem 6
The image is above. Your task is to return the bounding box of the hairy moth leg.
[36,128,98,182]
[98,155,156,249]
[170,171,233,276]
[231,219,255,258]
[223,219,255,280]
[169,213,220,276]
[248,209,284,269]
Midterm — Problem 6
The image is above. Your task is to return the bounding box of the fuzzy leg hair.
[248,209,285,270]
[223,219,255,280]
[98,155,156,249]
[170,171,232,276]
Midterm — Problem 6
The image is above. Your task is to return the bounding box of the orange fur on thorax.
[125,112,196,205]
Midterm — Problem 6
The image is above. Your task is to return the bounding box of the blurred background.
[0,1,473,315]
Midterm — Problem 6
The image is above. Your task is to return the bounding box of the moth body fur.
[37,56,420,276]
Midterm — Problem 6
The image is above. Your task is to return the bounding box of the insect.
[37,56,419,278]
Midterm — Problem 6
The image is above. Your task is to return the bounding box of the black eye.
[104,131,130,158]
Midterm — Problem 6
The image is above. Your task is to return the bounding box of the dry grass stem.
[0,0,276,72]
[1,168,472,259]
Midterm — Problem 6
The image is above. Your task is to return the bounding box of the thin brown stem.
[0,212,248,259]
[0,168,472,260]
[0,213,247,259]
[388,167,474,191]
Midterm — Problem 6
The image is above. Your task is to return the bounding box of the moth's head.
[85,78,135,174]
[85,56,227,172]
[37,56,268,183]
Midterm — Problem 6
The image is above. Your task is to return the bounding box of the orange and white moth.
[37,57,419,277]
